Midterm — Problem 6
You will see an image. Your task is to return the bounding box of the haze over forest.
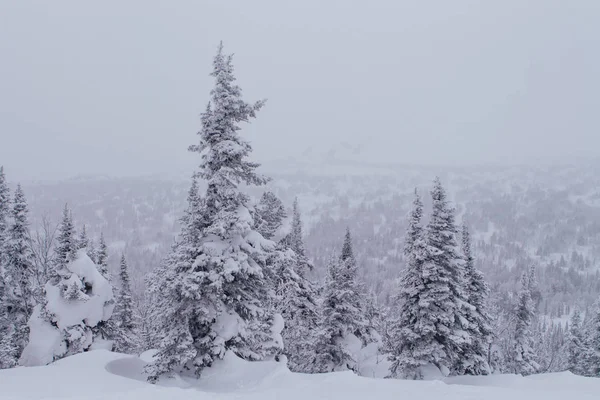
[2,1,600,181]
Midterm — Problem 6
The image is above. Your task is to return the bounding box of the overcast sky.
[1,0,599,181]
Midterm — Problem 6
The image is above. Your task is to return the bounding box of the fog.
[1,0,599,181]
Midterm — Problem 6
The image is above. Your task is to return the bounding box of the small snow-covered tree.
[147,43,283,382]
[458,224,491,375]
[313,229,369,373]
[96,233,110,281]
[388,189,433,379]
[268,196,319,372]
[587,299,600,377]
[255,191,286,240]
[280,197,313,275]
[113,254,138,353]
[566,308,587,376]
[77,225,89,250]
[19,249,115,366]
[52,205,77,278]
[511,271,539,375]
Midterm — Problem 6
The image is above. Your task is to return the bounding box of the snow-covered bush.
[19,250,114,366]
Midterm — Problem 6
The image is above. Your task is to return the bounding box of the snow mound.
[20,251,115,366]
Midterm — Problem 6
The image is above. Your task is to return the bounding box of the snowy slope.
[2,350,599,400]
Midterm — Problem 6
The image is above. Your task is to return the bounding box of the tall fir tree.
[511,271,539,375]
[459,224,492,375]
[388,189,432,379]
[0,185,35,366]
[264,195,319,372]
[113,254,138,353]
[147,43,284,382]
[414,178,471,375]
[0,167,12,368]
[0,166,10,300]
[313,229,369,373]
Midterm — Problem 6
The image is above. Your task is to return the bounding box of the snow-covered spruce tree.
[405,178,472,377]
[587,299,600,377]
[143,177,204,353]
[265,196,319,372]
[52,205,77,276]
[255,191,286,240]
[96,233,110,281]
[77,225,89,250]
[91,232,115,344]
[280,197,313,275]
[458,224,492,375]
[511,271,539,376]
[113,254,138,353]
[2,185,37,362]
[0,167,13,369]
[566,308,587,376]
[387,189,432,379]
[313,229,370,373]
[147,43,284,382]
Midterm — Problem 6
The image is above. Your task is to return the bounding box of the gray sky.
[1,0,599,181]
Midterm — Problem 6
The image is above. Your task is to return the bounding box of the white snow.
[2,349,599,400]
[19,251,115,366]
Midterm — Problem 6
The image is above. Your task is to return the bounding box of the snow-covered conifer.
[458,224,491,375]
[53,205,76,278]
[587,299,600,377]
[511,271,539,375]
[566,308,586,376]
[313,229,369,373]
[395,178,471,377]
[113,254,138,353]
[280,197,313,275]
[388,189,434,379]
[148,43,283,382]
[255,191,286,240]
[96,233,110,281]
[1,184,36,367]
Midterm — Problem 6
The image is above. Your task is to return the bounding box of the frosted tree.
[255,191,286,240]
[400,178,471,376]
[280,197,313,275]
[7,186,36,341]
[19,249,115,366]
[313,229,369,373]
[113,254,138,353]
[511,271,539,375]
[566,308,586,375]
[458,224,491,375]
[265,196,319,372]
[147,43,283,382]
[96,233,110,281]
[52,205,76,277]
[388,189,433,379]
[587,299,600,377]
[0,166,9,301]
[77,225,89,250]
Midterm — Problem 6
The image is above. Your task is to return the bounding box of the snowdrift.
[2,349,600,400]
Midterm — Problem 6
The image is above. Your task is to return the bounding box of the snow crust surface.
[3,350,600,400]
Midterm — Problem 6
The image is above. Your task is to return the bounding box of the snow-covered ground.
[2,350,599,400]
